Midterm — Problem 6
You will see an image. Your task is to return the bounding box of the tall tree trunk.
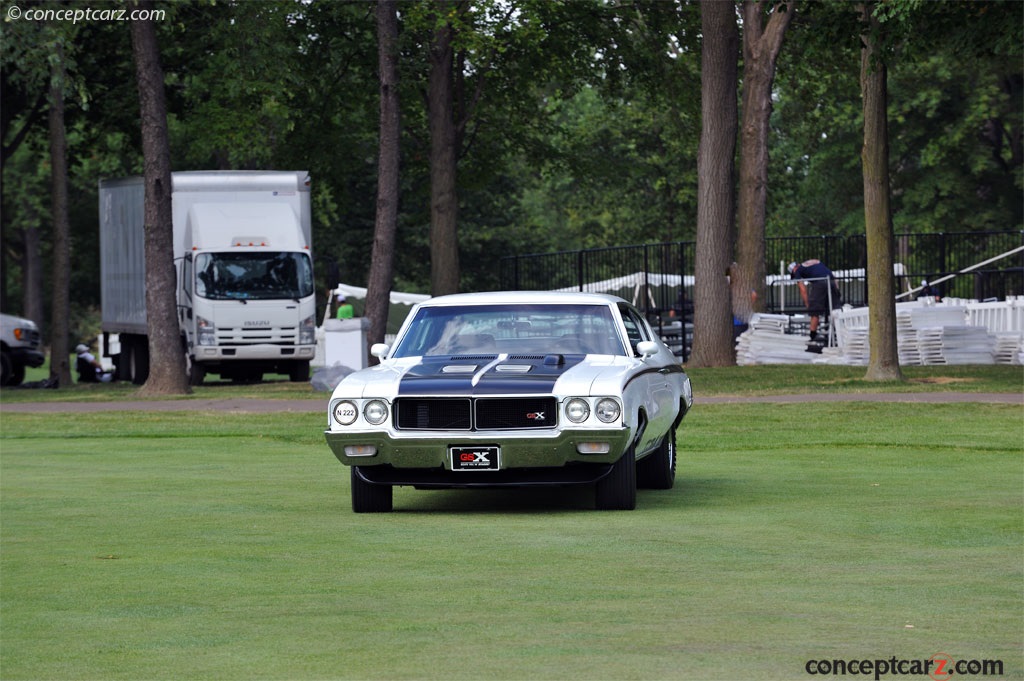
[733,0,795,325]
[860,4,903,382]
[22,205,45,330]
[48,41,72,387]
[131,5,190,395]
[691,0,739,368]
[427,5,460,297]
[366,0,401,362]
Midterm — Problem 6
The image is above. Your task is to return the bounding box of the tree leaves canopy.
[1,0,1019,341]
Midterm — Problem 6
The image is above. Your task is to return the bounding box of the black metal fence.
[500,231,1023,356]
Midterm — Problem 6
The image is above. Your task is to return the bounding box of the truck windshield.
[194,252,313,301]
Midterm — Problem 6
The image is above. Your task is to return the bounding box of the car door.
[619,304,674,454]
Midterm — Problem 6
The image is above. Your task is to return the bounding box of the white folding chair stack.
[967,297,1023,365]
[734,298,1020,366]
[735,314,819,365]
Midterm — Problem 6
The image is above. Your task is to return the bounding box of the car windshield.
[195,251,313,301]
[390,303,626,358]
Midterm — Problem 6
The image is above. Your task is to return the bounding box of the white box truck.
[99,170,316,385]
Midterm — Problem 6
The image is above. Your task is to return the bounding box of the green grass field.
[1,400,1021,680]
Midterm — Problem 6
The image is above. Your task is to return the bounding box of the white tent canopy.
[331,283,430,306]
[321,283,430,332]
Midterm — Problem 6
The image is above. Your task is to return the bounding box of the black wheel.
[1,351,13,386]
[351,467,393,513]
[595,445,637,510]
[288,360,310,382]
[187,356,206,386]
[637,429,676,490]
[8,363,25,387]
[126,338,150,385]
[114,348,129,382]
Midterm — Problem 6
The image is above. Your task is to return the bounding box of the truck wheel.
[127,339,150,385]
[1,351,12,386]
[637,429,676,490]
[8,363,25,387]
[187,357,205,386]
[114,348,129,382]
[595,445,637,510]
[288,360,310,382]
[351,467,393,513]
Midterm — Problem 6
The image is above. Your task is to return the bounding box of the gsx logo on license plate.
[450,446,500,471]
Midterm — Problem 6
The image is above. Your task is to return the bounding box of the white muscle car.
[324,291,693,512]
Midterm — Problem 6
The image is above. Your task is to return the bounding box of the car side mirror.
[636,340,658,358]
[370,343,390,359]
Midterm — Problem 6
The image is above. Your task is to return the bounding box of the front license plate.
[450,446,500,471]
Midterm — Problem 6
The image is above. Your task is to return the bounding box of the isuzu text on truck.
[99,171,316,385]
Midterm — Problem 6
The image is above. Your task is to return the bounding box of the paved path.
[0,392,1020,414]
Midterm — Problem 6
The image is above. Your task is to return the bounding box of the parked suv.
[1,313,45,386]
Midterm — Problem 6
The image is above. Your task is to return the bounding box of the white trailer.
[99,171,316,385]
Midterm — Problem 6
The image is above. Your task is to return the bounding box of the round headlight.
[565,398,590,424]
[332,400,358,426]
[595,398,621,423]
[363,399,389,425]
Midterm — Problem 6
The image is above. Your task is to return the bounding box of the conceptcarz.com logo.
[804,653,1005,681]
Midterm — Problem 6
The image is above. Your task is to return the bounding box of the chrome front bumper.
[324,426,633,470]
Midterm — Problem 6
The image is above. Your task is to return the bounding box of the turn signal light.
[344,445,378,457]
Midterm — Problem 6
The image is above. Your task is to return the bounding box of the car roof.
[416,291,629,307]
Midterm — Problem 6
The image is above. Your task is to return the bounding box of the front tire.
[637,429,676,490]
[351,467,393,513]
[288,360,310,383]
[187,356,206,386]
[595,445,637,510]
[1,352,13,386]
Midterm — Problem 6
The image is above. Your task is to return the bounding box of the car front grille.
[396,398,472,430]
[394,397,557,431]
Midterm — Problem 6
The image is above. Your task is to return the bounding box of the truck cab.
[174,183,317,384]
[181,243,316,383]
[0,313,45,386]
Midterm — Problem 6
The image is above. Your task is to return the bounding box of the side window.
[181,254,192,300]
[619,305,650,355]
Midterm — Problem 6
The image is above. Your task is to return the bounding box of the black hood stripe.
[398,354,585,396]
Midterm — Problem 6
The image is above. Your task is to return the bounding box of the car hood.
[333,353,637,400]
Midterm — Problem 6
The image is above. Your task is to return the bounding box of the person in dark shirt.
[75,344,111,383]
[918,279,942,301]
[788,260,843,341]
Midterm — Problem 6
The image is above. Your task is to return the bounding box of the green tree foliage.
[0,0,1019,336]
[769,0,1022,237]
[518,86,698,249]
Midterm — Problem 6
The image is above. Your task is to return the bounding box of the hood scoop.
[495,364,532,373]
[441,364,477,374]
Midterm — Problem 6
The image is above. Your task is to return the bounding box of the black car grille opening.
[396,398,472,430]
[394,397,557,431]
[476,397,556,430]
